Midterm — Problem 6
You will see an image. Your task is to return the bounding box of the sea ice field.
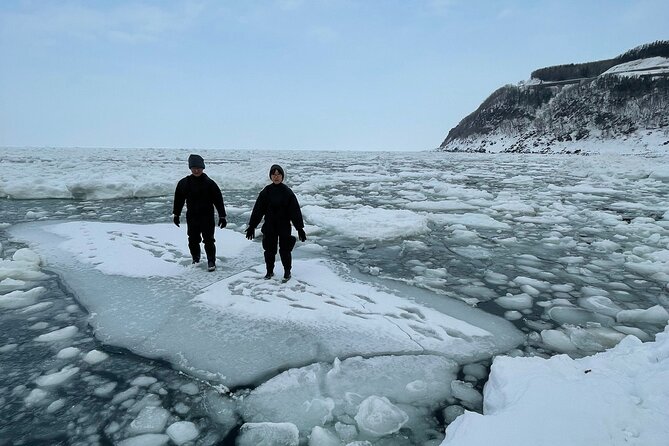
[0,147,668,446]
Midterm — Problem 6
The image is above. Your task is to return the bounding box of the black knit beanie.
[269,164,285,179]
[188,154,205,169]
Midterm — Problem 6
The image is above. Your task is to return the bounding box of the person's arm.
[289,193,304,229]
[245,191,267,239]
[172,179,187,227]
[250,190,269,228]
[289,193,306,241]
[210,180,227,227]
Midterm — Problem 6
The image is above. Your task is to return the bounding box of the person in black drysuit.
[173,154,227,272]
[246,164,306,281]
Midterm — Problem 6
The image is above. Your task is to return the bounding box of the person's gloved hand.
[173,215,180,227]
[298,228,307,242]
[245,227,255,240]
[218,217,227,229]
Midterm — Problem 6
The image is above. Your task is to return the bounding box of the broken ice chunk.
[354,396,408,437]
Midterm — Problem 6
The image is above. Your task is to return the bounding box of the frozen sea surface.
[1,147,668,445]
[8,220,522,387]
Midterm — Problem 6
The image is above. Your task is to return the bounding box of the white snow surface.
[0,148,272,200]
[302,205,430,240]
[442,325,669,446]
[603,56,669,77]
[444,129,669,155]
[10,217,669,444]
[3,147,669,445]
[8,220,523,387]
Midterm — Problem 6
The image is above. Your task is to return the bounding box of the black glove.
[173,215,180,227]
[218,217,227,229]
[245,227,255,240]
[298,228,307,242]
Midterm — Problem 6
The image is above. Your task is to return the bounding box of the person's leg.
[186,221,202,263]
[201,217,216,268]
[262,233,278,278]
[278,235,296,279]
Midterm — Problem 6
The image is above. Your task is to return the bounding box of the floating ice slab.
[443,326,669,446]
[354,395,408,437]
[302,205,430,240]
[9,221,523,387]
[166,421,199,445]
[237,422,299,446]
[239,354,458,435]
[0,286,46,310]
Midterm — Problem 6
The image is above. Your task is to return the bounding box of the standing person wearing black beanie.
[245,164,306,281]
[173,154,227,272]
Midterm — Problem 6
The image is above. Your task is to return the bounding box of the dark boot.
[207,260,216,272]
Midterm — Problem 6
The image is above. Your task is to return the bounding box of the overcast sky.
[1,1,667,151]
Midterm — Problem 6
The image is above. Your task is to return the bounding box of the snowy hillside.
[439,41,669,154]
[603,56,669,76]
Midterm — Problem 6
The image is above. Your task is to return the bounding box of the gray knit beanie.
[188,154,205,169]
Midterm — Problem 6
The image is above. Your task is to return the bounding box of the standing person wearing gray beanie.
[173,154,227,272]
[245,164,306,282]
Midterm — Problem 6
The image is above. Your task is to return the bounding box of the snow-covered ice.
[1,147,668,445]
[443,325,669,446]
[8,220,522,387]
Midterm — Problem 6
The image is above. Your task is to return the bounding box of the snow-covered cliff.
[439,41,669,154]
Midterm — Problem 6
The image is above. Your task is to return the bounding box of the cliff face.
[439,41,669,154]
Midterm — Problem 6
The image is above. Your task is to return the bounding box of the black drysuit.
[248,183,304,274]
[173,173,226,262]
